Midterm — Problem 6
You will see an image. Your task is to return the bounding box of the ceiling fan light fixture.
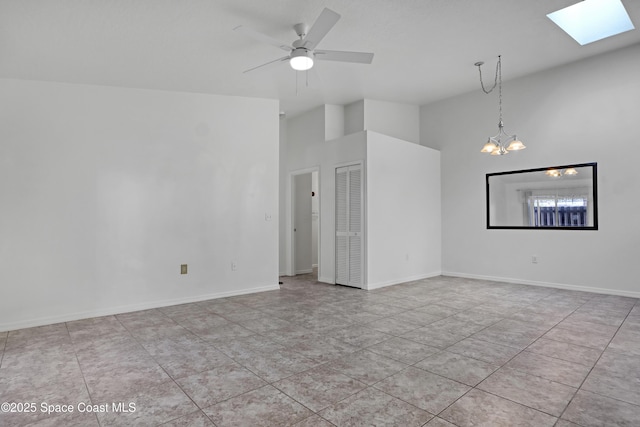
[290,49,314,71]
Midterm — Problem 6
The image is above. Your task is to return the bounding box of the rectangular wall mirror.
[487,163,598,230]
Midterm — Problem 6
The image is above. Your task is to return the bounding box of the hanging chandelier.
[476,56,525,155]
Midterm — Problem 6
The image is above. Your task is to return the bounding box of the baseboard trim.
[318,276,335,285]
[365,271,442,291]
[0,283,280,333]
[442,271,640,299]
[295,269,313,275]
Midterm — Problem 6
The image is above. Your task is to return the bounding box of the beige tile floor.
[1,274,639,426]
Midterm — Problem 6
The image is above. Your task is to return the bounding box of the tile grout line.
[556,301,639,423]
[471,295,593,421]
[416,295,594,425]
[0,331,8,369]
[113,309,236,426]
[281,276,586,424]
[64,321,102,427]
[138,304,346,424]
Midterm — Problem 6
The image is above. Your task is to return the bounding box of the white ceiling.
[1,0,639,116]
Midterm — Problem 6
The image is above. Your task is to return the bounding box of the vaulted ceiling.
[1,0,638,116]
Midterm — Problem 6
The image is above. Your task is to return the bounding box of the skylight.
[547,0,635,45]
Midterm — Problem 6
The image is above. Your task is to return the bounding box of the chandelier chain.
[477,56,500,94]
[477,56,503,124]
[498,56,502,124]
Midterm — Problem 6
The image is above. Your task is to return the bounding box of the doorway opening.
[290,168,320,281]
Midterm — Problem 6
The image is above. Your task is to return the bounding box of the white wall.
[325,105,345,141]
[344,100,365,136]
[366,132,441,289]
[345,99,420,144]
[420,44,640,297]
[363,100,420,144]
[0,79,280,331]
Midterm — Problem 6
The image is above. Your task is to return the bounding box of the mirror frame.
[486,162,598,230]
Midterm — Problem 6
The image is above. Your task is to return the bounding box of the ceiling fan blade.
[234,25,292,52]
[314,50,374,64]
[302,8,340,50]
[243,55,290,73]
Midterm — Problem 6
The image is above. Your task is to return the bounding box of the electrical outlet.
[231,261,237,271]
[265,213,272,221]
[532,255,538,264]
[181,264,188,274]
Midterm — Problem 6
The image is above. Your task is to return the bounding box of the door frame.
[286,166,321,277]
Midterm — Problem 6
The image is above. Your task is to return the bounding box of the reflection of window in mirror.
[525,192,589,227]
[486,163,598,230]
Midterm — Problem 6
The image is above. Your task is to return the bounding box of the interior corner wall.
[366,131,441,289]
[344,99,420,144]
[363,100,420,144]
[0,79,280,331]
[344,100,365,136]
[420,43,640,297]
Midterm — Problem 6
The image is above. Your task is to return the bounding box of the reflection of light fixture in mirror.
[546,168,578,177]
[476,56,525,156]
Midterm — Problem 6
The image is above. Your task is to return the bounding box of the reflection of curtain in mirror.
[522,191,533,226]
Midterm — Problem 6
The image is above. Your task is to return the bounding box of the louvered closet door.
[335,165,362,288]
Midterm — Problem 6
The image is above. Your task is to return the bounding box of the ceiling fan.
[234,8,374,73]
